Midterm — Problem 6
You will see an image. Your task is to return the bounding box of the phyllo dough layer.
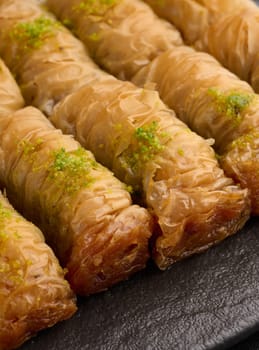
[142,0,257,46]
[0,59,24,117]
[0,192,76,350]
[0,107,152,295]
[142,0,259,93]
[0,0,107,116]
[0,0,251,269]
[51,78,250,269]
[132,46,259,213]
[45,0,182,80]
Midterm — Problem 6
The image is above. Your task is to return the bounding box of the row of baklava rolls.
[0,0,249,269]
[0,54,153,349]
[0,0,256,348]
[143,0,259,92]
[44,0,259,215]
[0,58,77,350]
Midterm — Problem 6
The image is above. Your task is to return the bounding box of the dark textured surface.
[20,218,259,350]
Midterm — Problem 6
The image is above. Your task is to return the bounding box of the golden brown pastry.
[45,0,182,80]
[200,9,259,93]
[142,0,259,92]
[46,0,259,214]
[0,0,107,116]
[132,46,259,214]
[0,107,152,294]
[0,191,76,350]
[0,0,251,269]
[142,0,257,45]
[50,78,250,269]
[0,59,24,117]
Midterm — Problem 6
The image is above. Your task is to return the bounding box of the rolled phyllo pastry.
[0,59,24,117]
[199,9,259,93]
[142,0,257,46]
[0,107,152,295]
[0,192,76,350]
[45,0,182,80]
[50,78,250,269]
[0,0,251,269]
[142,0,259,93]
[0,0,107,116]
[132,46,259,214]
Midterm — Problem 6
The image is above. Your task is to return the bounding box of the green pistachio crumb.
[10,16,59,51]
[208,88,254,126]
[74,0,118,15]
[88,32,101,41]
[18,139,98,195]
[177,148,184,156]
[230,132,257,150]
[0,203,12,221]
[122,121,166,173]
[19,138,43,157]
[47,147,97,194]
[125,184,133,194]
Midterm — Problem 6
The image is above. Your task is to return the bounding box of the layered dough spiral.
[0,59,24,117]
[0,107,152,295]
[0,192,76,350]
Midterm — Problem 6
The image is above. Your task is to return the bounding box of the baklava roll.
[45,0,183,80]
[200,9,259,93]
[0,192,76,350]
[142,0,257,46]
[0,107,152,295]
[133,46,259,213]
[142,0,259,92]
[0,59,24,117]
[0,0,107,115]
[50,78,250,269]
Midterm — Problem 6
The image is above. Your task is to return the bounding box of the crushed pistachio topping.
[124,184,133,194]
[0,203,12,221]
[0,259,24,286]
[10,16,59,50]
[230,131,257,150]
[208,88,254,126]
[0,202,21,246]
[18,139,98,195]
[88,32,101,41]
[18,138,43,157]
[122,121,166,173]
[0,201,25,286]
[177,148,184,156]
[0,203,13,243]
[74,0,119,15]
[47,147,97,194]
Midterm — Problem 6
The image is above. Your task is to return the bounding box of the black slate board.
[20,218,259,350]
[20,1,259,349]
